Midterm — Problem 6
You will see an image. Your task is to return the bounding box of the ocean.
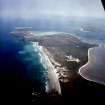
[0,19,46,93]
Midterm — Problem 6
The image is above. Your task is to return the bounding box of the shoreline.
[11,30,103,91]
[32,42,61,95]
[79,46,105,85]
[11,30,102,46]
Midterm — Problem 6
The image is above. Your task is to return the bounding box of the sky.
[0,0,105,19]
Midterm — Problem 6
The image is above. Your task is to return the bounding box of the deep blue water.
[0,19,46,92]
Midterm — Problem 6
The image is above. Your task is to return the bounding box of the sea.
[0,17,105,94]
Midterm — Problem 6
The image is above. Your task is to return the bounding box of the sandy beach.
[79,46,105,85]
[32,42,61,94]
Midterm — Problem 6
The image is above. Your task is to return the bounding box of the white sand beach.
[79,46,105,85]
[32,42,61,94]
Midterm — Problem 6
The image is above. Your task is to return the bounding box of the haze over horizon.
[0,0,105,19]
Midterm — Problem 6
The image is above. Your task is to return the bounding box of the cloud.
[0,0,105,19]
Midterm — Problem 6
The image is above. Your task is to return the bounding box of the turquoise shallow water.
[17,43,47,91]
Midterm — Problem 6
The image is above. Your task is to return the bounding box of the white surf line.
[78,47,97,83]
[32,42,61,95]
